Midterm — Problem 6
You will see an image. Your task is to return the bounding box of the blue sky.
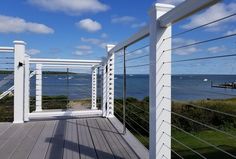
[0,0,236,74]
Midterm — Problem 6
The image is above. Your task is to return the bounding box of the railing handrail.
[0,47,14,53]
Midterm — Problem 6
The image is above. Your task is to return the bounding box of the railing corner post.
[13,40,26,123]
[35,63,42,112]
[149,3,174,159]
[24,54,30,121]
[106,44,115,118]
[91,67,98,110]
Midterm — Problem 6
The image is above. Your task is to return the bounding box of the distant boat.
[203,78,208,82]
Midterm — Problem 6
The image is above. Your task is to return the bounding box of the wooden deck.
[0,117,140,159]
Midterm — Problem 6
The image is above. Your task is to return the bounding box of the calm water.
[1,74,236,101]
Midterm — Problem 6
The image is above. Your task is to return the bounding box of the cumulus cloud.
[225,29,236,35]
[74,45,93,56]
[182,3,236,32]
[28,0,109,15]
[131,22,146,28]
[173,38,199,55]
[0,15,54,34]
[81,37,106,48]
[76,19,102,32]
[157,0,185,5]
[111,16,136,24]
[26,49,41,55]
[207,46,226,53]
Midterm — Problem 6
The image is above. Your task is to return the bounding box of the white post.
[102,62,107,117]
[91,67,98,110]
[24,54,30,121]
[106,45,115,118]
[13,41,26,123]
[149,3,174,159]
[35,64,42,112]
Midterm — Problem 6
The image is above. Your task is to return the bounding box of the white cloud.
[225,29,236,35]
[182,3,236,31]
[76,19,102,32]
[26,49,41,55]
[81,37,106,48]
[131,22,146,28]
[157,0,184,5]
[207,46,226,53]
[173,38,199,55]
[74,45,93,56]
[111,16,136,24]
[0,15,54,34]
[101,33,108,38]
[28,0,109,15]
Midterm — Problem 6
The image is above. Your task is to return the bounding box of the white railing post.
[102,61,107,117]
[91,67,98,110]
[13,41,26,123]
[106,44,115,118]
[149,3,174,159]
[35,64,42,112]
[24,54,30,121]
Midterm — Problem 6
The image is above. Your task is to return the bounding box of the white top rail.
[42,64,94,69]
[29,58,102,65]
[0,47,14,53]
[159,0,220,27]
[109,25,149,54]
[109,0,220,54]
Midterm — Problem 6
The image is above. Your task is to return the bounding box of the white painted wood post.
[149,3,174,159]
[35,64,42,112]
[91,67,98,110]
[102,62,107,117]
[13,41,26,123]
[24,54,30,121]
[106,45,115,118]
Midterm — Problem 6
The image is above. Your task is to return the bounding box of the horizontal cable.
[165,121,236,158]
[0,68,14,70]
[165,85,236,97]
[164,97,236,118]
[126,54,149,62]
[0,57,14,59]
[164,53,236,63]
[124,63,149,69]
[163,132,207,159]
[0,62,14,64]
[163,144,184,159]
[115,100,149,124]
[166,13,236,39]
[126,100,149,114]
[114,111,149,143]
[165,33,236,52]
[126,44,149,56]
[164,108,236,140]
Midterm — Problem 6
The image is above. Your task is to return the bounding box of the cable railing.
[114,37,150,148]
[0,50,14,122]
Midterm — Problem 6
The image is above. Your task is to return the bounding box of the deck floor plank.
[10,121,46,159]
[28,120,57,159]
[104,119,139,159]
[0,117,142,159]
[45,120,66,159]
[87,118,115,159]
[63,119,80,159]
[0,123,11,136]
[97,118,139,159]
[0,122,34,159]
[77,119,97,159]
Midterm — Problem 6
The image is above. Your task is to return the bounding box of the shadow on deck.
[0,117,148,159]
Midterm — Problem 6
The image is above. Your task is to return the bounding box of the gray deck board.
[10,122,45,159]
[28,120,57,159]
[0,122,33,159]
[77,119,97,159]
[87,118,115,159]
[63,119,80,159]
[0,117,143,159]
[45,120,66,159]
[0,123,11,136]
